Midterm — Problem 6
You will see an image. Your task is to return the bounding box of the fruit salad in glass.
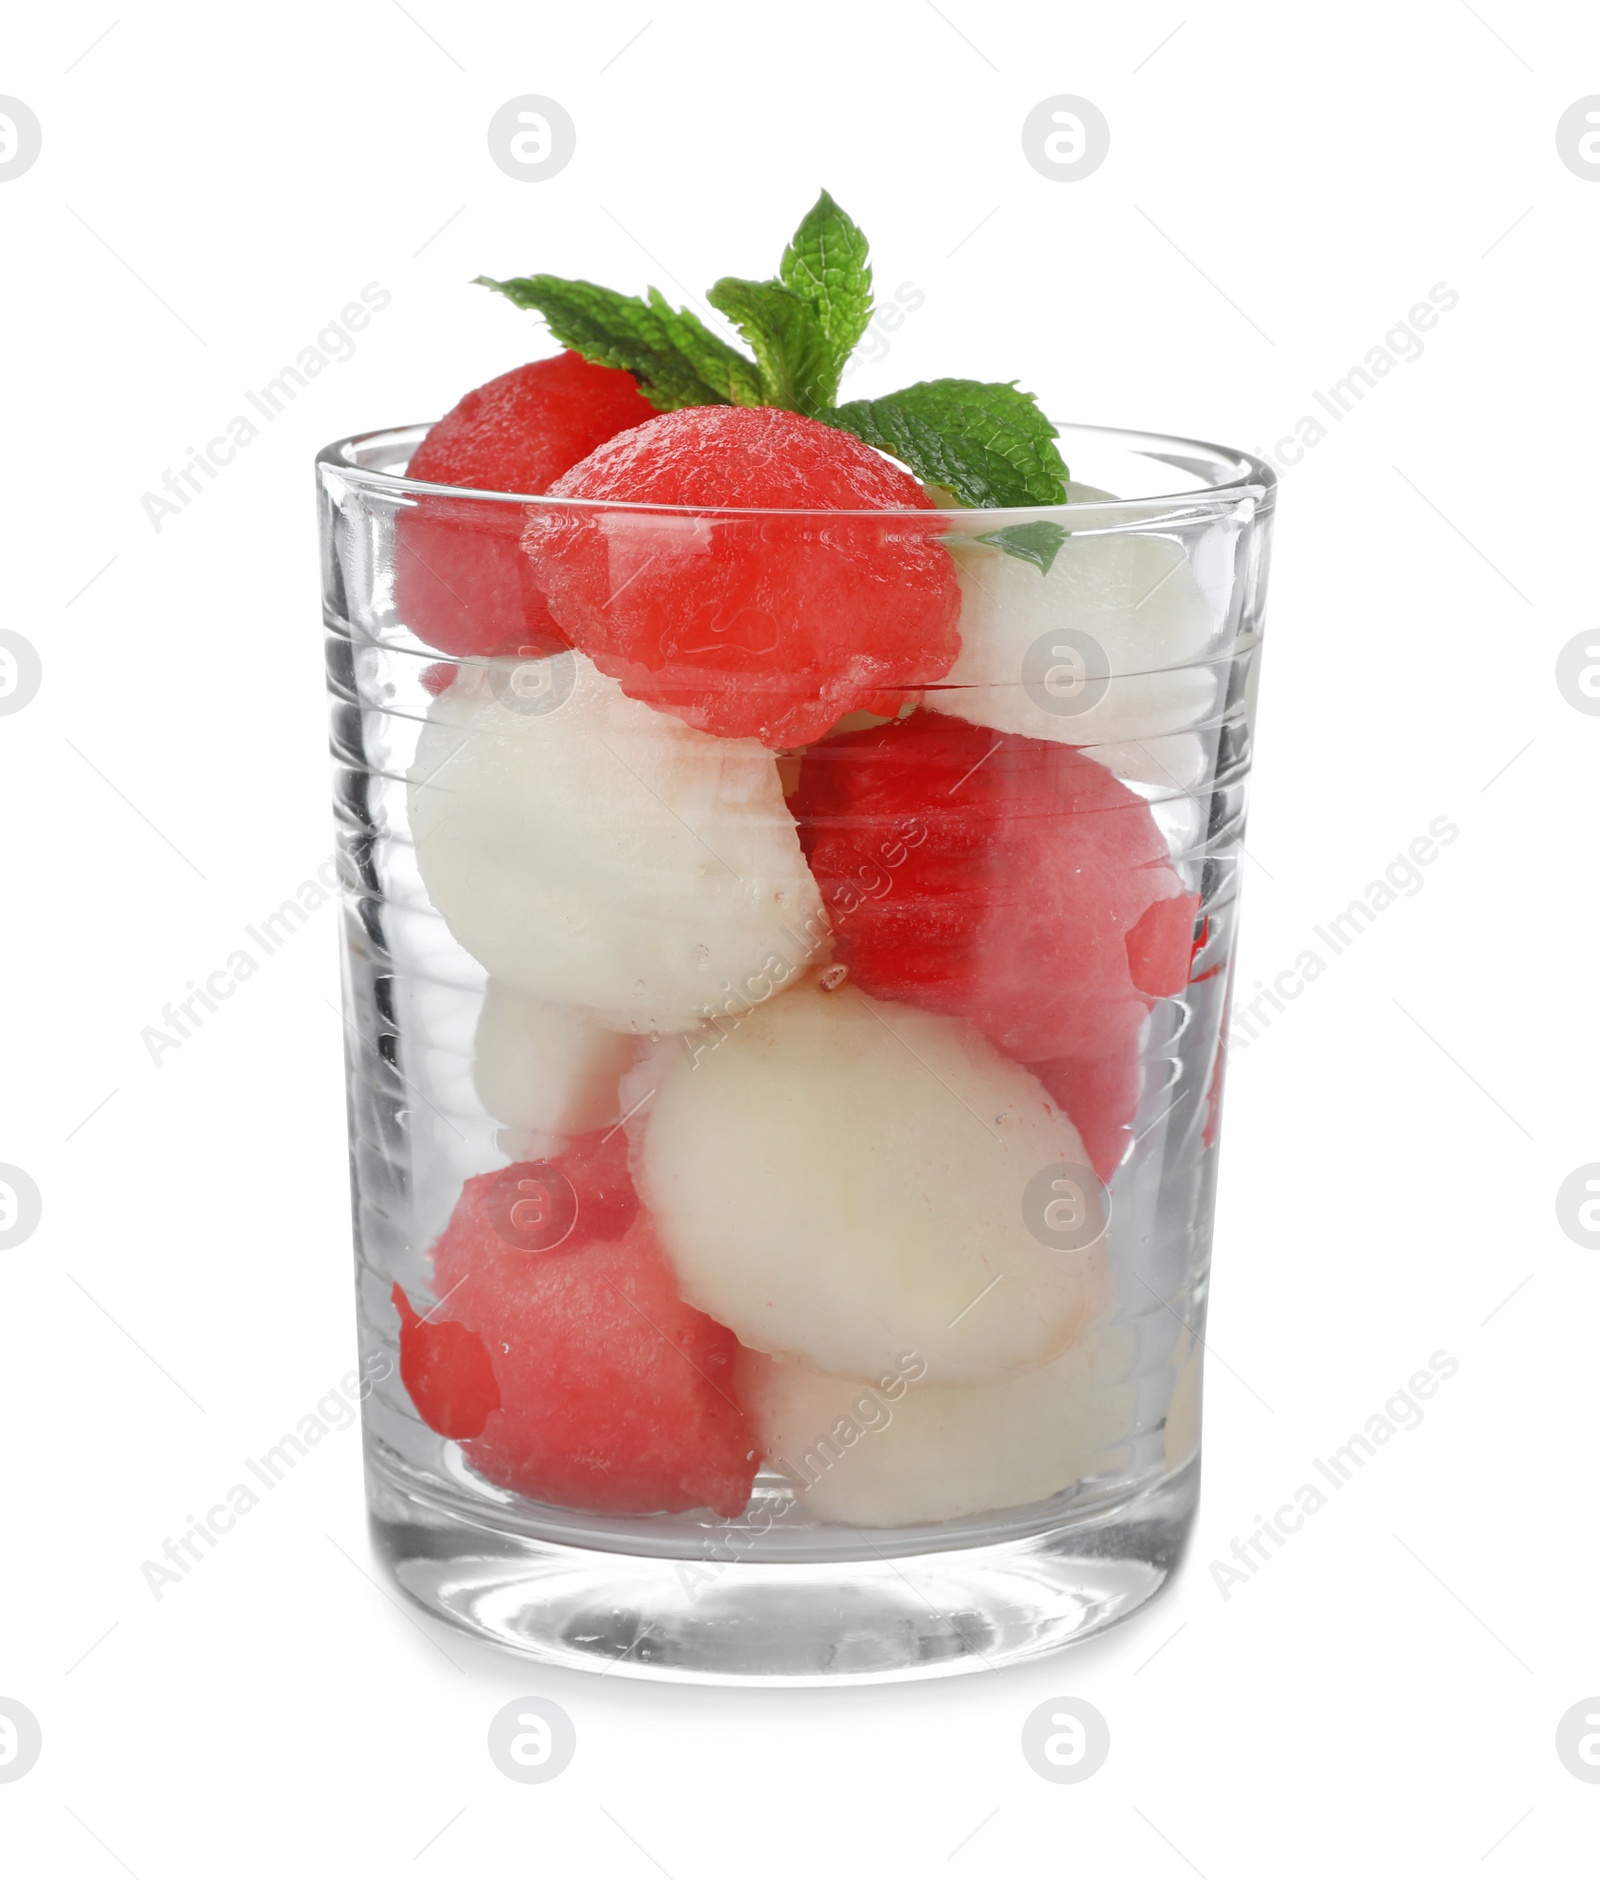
[318,192,1274,1678]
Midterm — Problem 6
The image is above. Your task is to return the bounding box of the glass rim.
[317,419,1276,525]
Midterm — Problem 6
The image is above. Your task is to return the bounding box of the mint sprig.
[475,192,1070,556]
[472,274,760,410]
[832,380,1067,509]
[705,276,835,414]
[779,189,874,400]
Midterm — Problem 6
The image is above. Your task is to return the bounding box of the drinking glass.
[317,420,1274,1682]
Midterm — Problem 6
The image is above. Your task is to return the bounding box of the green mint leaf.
[974,520,1069,572]
[779,190,873,402]
[642,289,763,406]
[829,379,1068,507]
[473,273,759,410]
[706,276,835,415]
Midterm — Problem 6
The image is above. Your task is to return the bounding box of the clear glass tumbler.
[317,421,1275,1683]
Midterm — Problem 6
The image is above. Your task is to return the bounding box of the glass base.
[366,1452,1198,1685]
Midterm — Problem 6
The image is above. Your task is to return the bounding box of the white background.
[2,1,1596,1872]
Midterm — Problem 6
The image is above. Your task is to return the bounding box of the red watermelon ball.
[792,709,1198,1108]
[395,352,656,659]
[523,405,963,748]
[1027,1051,1145,1184]
[402,1129,757,1517]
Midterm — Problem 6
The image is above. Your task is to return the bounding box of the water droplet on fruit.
[818,965,849,992]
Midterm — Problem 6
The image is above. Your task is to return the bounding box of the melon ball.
[638,977,1112,1385]
[408,653,827,1034]
[1092,731,1209,793]
[472,980,638,1138]
[1165,1330,1202,1472]
[736,1319,1136,1527]
[936,488,1224,764]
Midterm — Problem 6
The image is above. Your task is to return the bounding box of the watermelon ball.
[396,352,656,659]
[524,405,963,748]
[1028,1050,1144,1186]
[411,1132,757,1517]
[792,711,1199,1072]
[408,651,827,1034]
[1024,893,1205,1179]
[935,485,1224,789]
[736,1319,1135,1527]
[638,975,1112,1386]
[794,712,1199,1177]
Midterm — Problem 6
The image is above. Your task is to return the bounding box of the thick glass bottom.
[366,1450,1199,1685]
